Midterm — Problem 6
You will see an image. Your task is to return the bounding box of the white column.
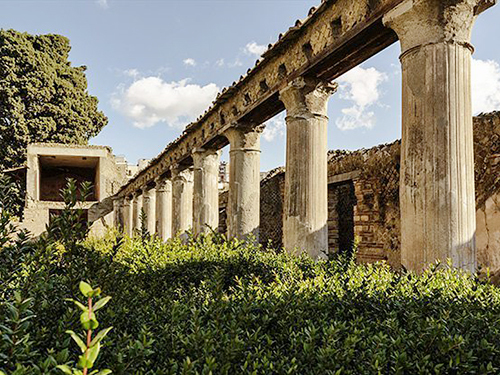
[193,148,221,235]
[279,77,337,259]
[383,0,495,272]
[142,187,156,234]
[155,177,172,240]
[224,126,262,241]
[172,167,194,235]
[123,196,133,236]
[132,190,143,233]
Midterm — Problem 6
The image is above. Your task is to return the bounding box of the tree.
[0,29,108,170]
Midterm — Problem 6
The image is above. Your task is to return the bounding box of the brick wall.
[217,112,500,270]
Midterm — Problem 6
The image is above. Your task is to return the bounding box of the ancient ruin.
[17,144,128,236]
[13,0,498,273]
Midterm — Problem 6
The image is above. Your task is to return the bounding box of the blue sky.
[2,0,500,172]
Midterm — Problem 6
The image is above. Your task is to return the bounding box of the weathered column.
[142,187,156,234]
[383,0,495,272]
[172,167,194,235]
[155,177,172,240]
[192,148,221,235]
[225,126,262,241]
[279,77,337,259]
[113,197,124,229]
[132,190,143,233]
[122,196,133,236]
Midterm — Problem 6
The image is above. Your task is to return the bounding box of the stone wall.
[227,111,500,270]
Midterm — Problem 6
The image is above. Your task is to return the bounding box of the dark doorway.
[328,180,356,255]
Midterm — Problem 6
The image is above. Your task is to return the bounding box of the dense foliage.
[2,182,500,374]
[0,29,107,171]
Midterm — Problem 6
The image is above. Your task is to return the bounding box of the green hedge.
[2,226,500,374]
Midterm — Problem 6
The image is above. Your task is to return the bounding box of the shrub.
[2,181,500,374]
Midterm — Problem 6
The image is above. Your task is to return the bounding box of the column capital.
[154,176,172,192]
[224,125,263,153]
[171,166,194,182]
[383,0,494,54]
[279,77,337,118]
[192,147,221,164]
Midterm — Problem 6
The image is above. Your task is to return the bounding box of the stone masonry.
[231,112,500,272]
[21,143,127,237]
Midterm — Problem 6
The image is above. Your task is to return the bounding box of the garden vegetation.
[1,177,500,374]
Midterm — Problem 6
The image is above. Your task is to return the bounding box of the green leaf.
[80,311,99,330]
[79,281,94,297]
[56,365,73,374]
[93,296,111,311]
[90,327,113,347]
[86,343,101,369]
[97,370,112,375]
[77,354,87,369]
[66,330,87,353]
[66,298,88,312]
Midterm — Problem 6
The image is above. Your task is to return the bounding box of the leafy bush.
[2,180,500,374]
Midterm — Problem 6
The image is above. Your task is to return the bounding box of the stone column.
[122,197,133,236]
[279,77,337,259]
[172,167,194,235]
[192,148,221,235]
[225,126,262,241]
[142,187,156,234]
[383,0,494,272]
[155,177,172,240]
[113,198,124,229]
[132,190,143,233]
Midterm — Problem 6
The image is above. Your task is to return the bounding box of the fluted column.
[123,197,133,236]
[225,125,262,241]
[132,190,143,233]
[172,167,194,235]
[142,187,156,234]
[279,77,337,259]
[155,177,172,240]
[192,148,221,235]
[113,198,124,229]
[383,0,495,272]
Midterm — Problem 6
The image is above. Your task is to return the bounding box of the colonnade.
[113,0,491,272]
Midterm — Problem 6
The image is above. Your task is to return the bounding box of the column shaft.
[142,188,156,234]
[172,168,194,235]
[193,149,221,235]
[156,178,172,240]
[383,0,493,271]
[279,77,336,259]
[123,198,133,236]
[225,126,262,241]
[113,198,124,229]
[132,192,143,233]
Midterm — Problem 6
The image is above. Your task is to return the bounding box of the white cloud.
[96,0,108,9]
[216,59,225,67]
[123,68,139,78]
[472,58,500,114]
[183,58,196,67]
[112,77,219,129]
[244,42,267,57]
[262,113,286,142]
[335,66,388,131]
[228,59,243,68]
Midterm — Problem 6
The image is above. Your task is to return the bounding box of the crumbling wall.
[217,112,500,270]
[473,112,500,271]
[259,168,285,248]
